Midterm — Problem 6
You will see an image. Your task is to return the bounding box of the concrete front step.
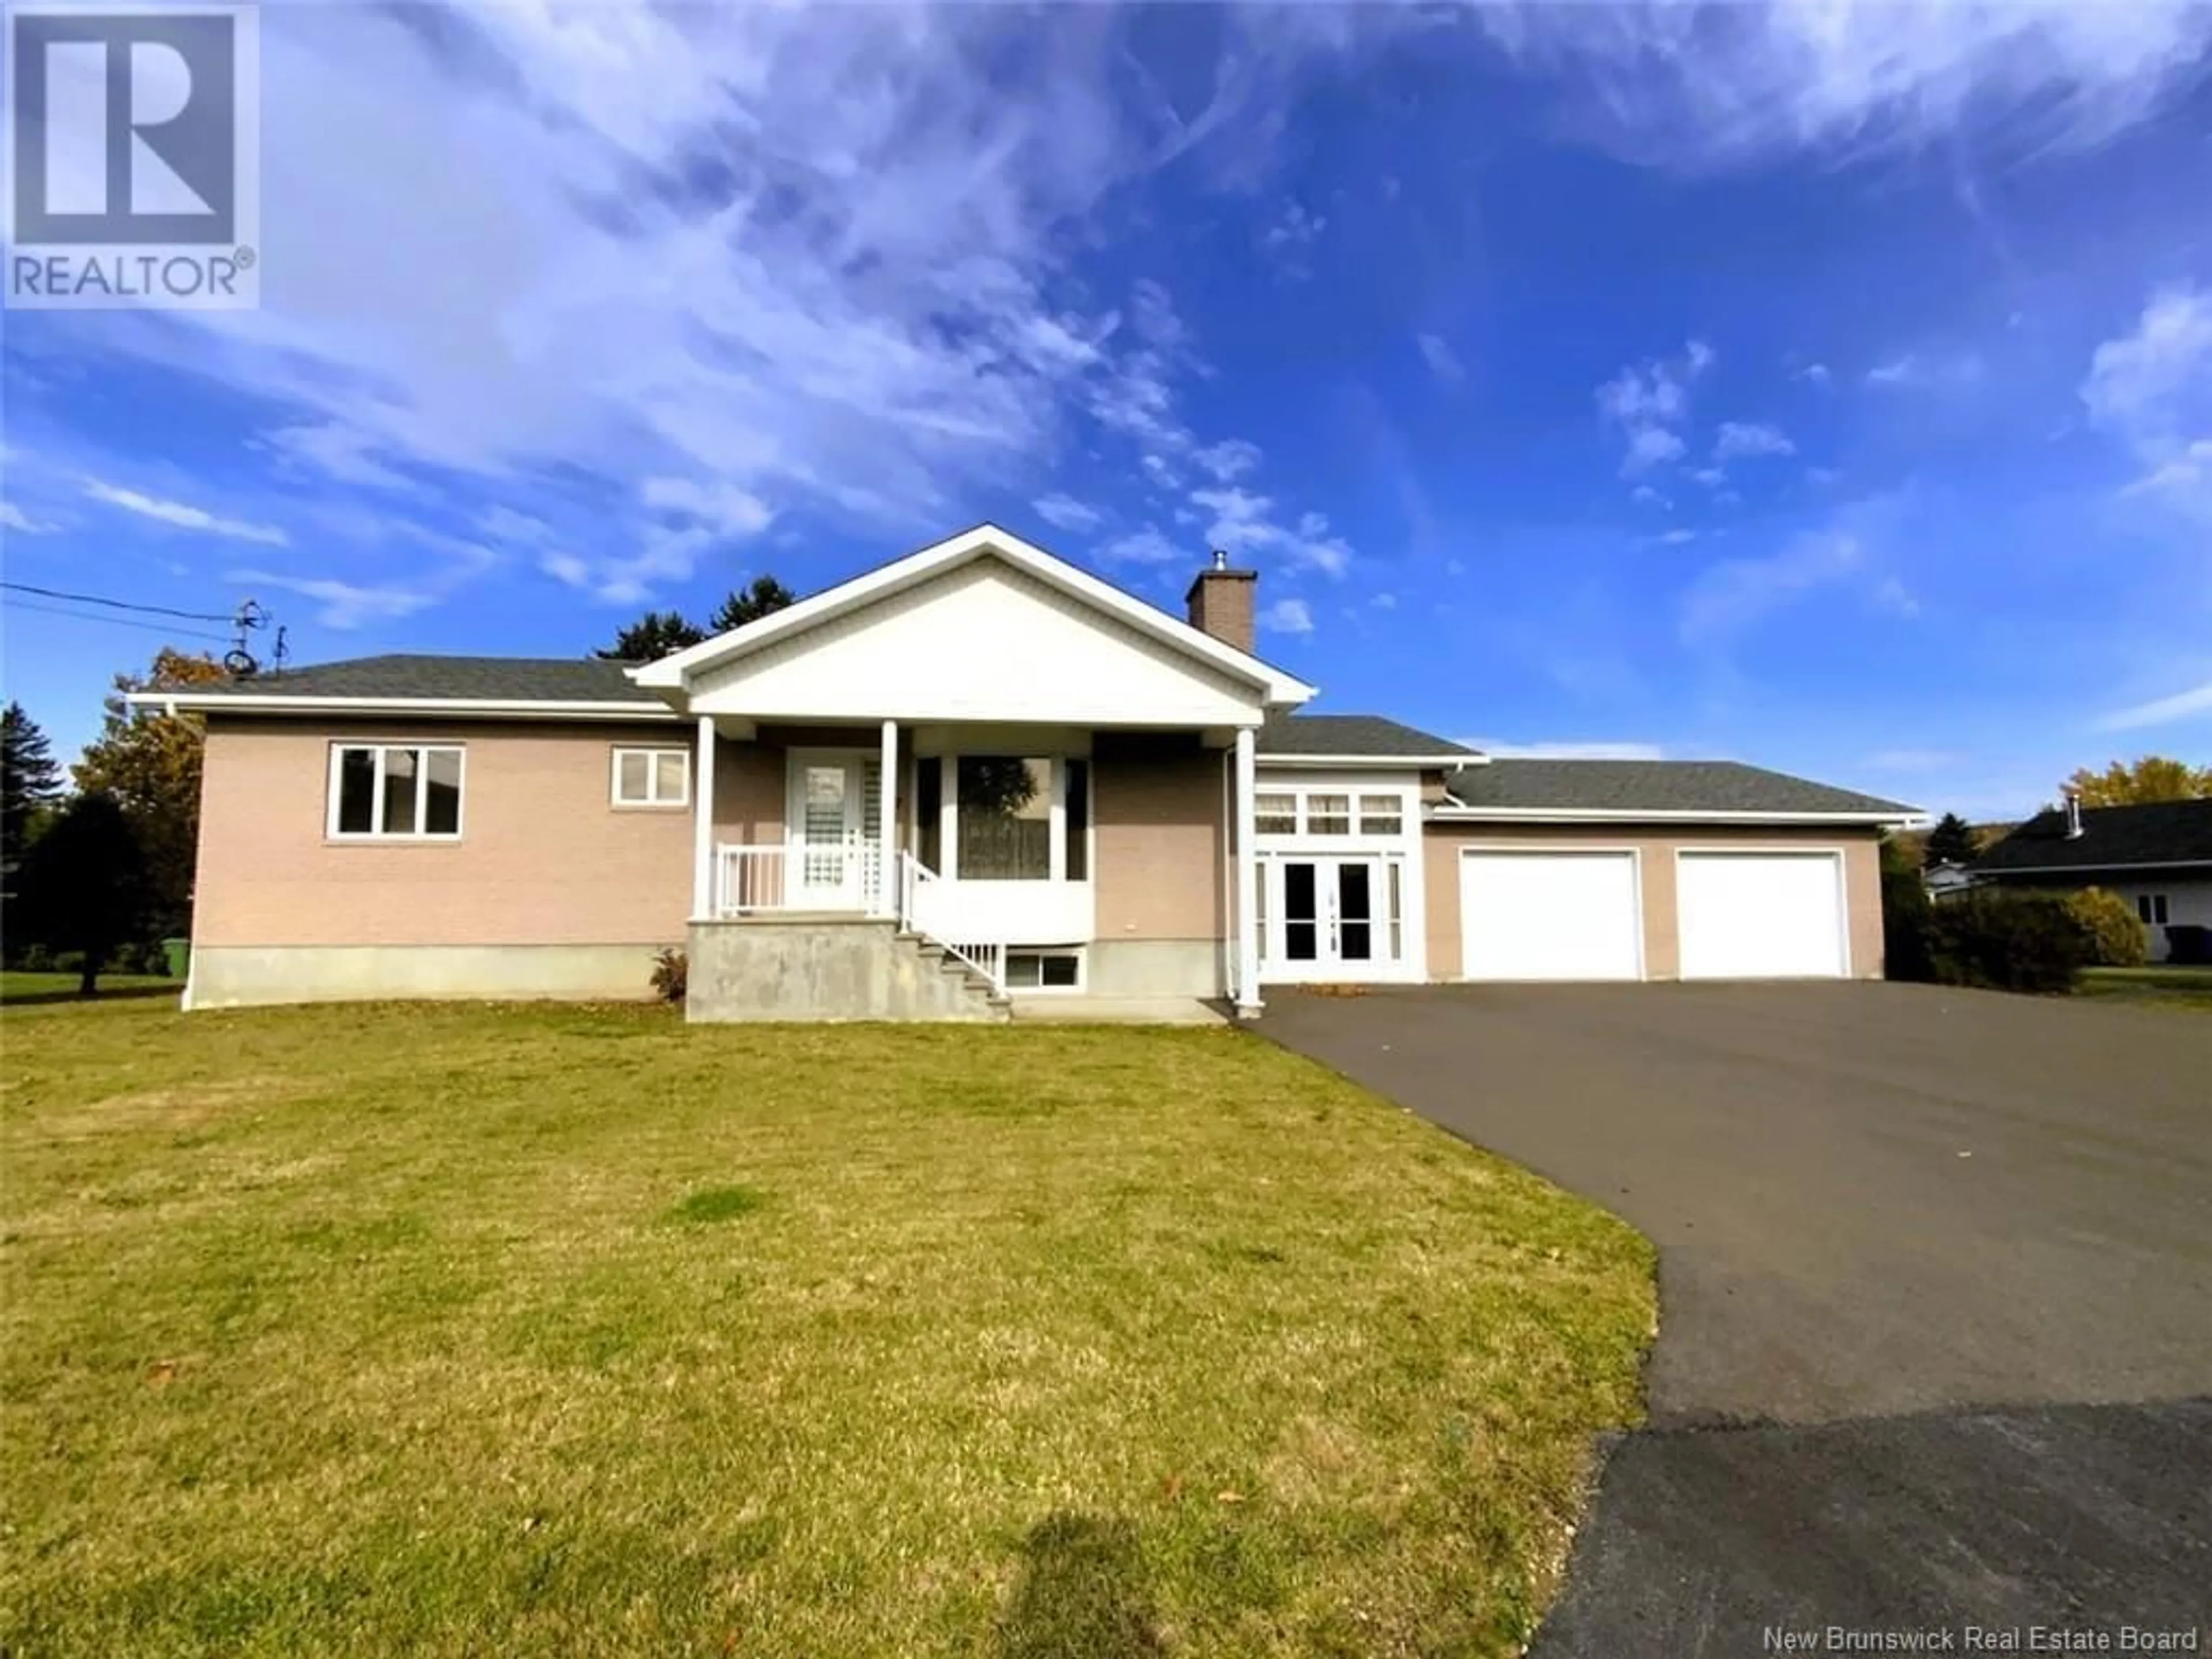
[686,918,1008,1022]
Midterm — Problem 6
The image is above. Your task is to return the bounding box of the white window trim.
[1252,781,1420,847]
[326,741,467,842]
[611,745,692,809]
[933,753,1093,885]
[1002,947,1086,994]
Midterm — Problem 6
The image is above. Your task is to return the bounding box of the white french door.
[1260,855,1404,982]
[788,752,881,909]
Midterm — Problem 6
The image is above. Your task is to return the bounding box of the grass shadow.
[997,1513,1164,1659]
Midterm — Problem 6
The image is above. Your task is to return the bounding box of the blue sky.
[4,2,2210,817]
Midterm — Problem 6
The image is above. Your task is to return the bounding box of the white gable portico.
[637,525,1312,1018]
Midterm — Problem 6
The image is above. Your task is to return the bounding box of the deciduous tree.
[2062,756,2212,808]
[72,649,229,942]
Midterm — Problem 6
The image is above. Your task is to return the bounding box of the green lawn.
[0,970,179,1006]
[2078,965,2212,1012]
[0,996,1654,1658]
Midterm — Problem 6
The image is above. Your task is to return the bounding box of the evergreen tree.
[1922,812,1977,869]
[1,701,63,873]
[707,575,797,634]
[594,611,707,661]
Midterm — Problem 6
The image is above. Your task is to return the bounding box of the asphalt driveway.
[1262,982,2212,1654]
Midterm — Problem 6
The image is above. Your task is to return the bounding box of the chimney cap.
[1211,547,1229,571]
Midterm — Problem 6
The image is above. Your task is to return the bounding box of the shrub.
[1922,889,2088,995]
[1880,854,1935,983]
[2066,887,2147,968]
[650,947,687,1003]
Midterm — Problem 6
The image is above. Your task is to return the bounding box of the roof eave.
[125,691,679,722]
[1260,752,1479,768]
[1977,857,2212,876]
[1430,804,1925,826]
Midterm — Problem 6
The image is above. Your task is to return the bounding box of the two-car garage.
[1453,844,1854,982]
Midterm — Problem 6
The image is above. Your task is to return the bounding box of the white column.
[691,715,718,922]
[877,718,898,918]
[1234,725,1262,1016]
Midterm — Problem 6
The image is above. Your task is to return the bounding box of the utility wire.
[4,598,233,645]
[0,579,234,623]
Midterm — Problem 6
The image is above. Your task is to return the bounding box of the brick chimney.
[1185,549,1257,653]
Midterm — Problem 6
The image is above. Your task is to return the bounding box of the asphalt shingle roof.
[1442,759,1916,817]
[191,655,662,703]
[1972,799,2212,874]
[1256,713,1473,758]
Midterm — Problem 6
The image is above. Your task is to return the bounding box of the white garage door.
[1460,851,1642,981]
[1677,852,1847,979]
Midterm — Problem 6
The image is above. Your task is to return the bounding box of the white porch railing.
[712,843,1006,997]
[715,842,883,916]
[897,851,1006,995]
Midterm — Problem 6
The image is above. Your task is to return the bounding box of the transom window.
[1253,785,1414,840]
[331,744,463,839]
[612,746,690,808]
[2137,893,2170,926]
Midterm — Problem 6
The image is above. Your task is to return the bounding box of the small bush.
[2067,887,2147,968]
[1922,889,2088,994]
[650,946,687,1003]
[1881,857,1935,983]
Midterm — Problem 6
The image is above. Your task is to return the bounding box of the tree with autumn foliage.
[2062,756,2212,808]
[71,649,230,941]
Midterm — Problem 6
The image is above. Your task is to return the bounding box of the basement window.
[1003,950,1082,991]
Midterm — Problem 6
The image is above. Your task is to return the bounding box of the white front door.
[1262,856,1402,982]
[1459,850,1643,981]
[789,753,881,909]
[1676,851,1846,979]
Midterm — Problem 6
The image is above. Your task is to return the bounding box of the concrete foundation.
[686,918,1006,1022]
[1084,937,1225,998]
[185,943,671,1009]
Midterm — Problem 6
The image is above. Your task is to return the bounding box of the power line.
[0,579,233,623]
[3,598,233,645]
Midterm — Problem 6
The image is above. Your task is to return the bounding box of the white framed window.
[329,744,464,840]
[914,753,1093,882]
[612,746,691,808]
[1306,793,1351,835]
[1003,949,1082,990]
[1358,793,1403,835]
[2137,893,2170,926]
[1255,792,1297,835]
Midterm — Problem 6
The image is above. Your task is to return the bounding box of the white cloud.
[475,505,552,545]
[1369,591,1397,609]
[1688,466,1727,488]
[1713,420,1796,460]
[1264,200,1326,250]
[82,479,290,546]
[1416,333,1466,385]
[47,6,1368,603]
[1032,493,1103,532]
[1,502,52,535]
[1140,453,1182,490]
[1258,596,1313,635]
[1474,2,2212,171]
[1465,739,1669,760]
[1597,340,1712,475]
[1190,439,1262,483]
[2082,287,2212,514]
[1096,525,1187,566]
[1188,488,1353,576]
[227,570,434,629]
[2096,679,2212,730]
[1866,351,1984,389]
[1629,484,1670,509]
[641,476,775,537]
[1794,362,1833,388]
[1680,529,1914,650]
[1657,528,1698,546]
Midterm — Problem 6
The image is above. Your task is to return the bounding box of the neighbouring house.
[1971,794,2212,964]
[1923,860,1978,901]
[135,525,1922,1018]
